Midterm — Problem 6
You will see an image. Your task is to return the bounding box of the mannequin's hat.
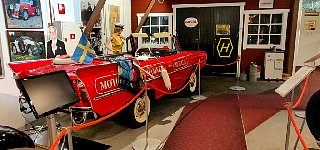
[115,23,124,29]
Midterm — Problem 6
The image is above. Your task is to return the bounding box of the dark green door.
[176,6,240,74]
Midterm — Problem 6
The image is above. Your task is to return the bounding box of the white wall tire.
[127,95,150,128]
[134,96,149,123]
[189,73,197,93]
[178,73,198,97]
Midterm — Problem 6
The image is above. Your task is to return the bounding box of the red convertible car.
[8,50,207,128]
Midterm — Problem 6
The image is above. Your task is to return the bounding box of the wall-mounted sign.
[259,0,274,8]
[216,38,233,58]
[58,3,65,14]
[184,17,198,28]
[216,24,231,35]
[305,20,316,30]
[70,34,76,41]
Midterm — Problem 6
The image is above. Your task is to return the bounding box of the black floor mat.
[60,135,111,150]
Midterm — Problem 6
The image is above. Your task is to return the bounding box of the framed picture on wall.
[2,0,43,29]
[109,5,120,34]
[7,31,45,61]
[81,0,102,27]
[216,24,231,35]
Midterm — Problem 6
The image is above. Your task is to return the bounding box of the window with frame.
[137,13,172,48]
[243,9,290,50]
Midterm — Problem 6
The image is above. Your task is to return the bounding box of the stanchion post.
[67,127,73,150]
[229,57,245,91]
[46,114,57,150]
[144,88,149,149]
[285,94,294,150]
[292,61,314,150]
[293,112,306,150]
[276,65,314,150]
[191,59,207,100]
[132,74,161,150]
[197,60,201,96]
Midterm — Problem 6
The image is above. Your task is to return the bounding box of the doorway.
[173,3,245,75]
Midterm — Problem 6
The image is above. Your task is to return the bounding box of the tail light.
[77,80,90,101]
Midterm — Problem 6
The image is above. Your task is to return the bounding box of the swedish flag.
[71,33,96,64]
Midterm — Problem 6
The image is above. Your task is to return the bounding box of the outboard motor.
[0,125,35,149]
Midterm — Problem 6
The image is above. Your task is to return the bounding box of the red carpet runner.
[239,71,318,133]
[163,71,319,149]
[163,95,247,150]
[239,92,285,133]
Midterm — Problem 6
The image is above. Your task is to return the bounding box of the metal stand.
[191,17,206,100]
[285,92,294,150]
[191,60,207,100]
[229,77,245,91]
[46,114,57,150]
[292,64,312,150]
[293,111,306,150]
[132,138,162,150]
[285,64,313,150]
[229,59,245,91]
[67,127,74,150]
[132,85,161,150]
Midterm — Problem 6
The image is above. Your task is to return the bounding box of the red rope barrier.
[292,76,310,109]
[205,55,240,67]
[284,103,308,150]
[50,85,148,150]
[281,75,310,150]
[50,63,199,149]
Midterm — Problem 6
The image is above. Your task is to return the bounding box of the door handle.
[214,38,218,44]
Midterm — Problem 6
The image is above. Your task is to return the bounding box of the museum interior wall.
[295,9,320,66]
[0,0,298,129]
[131,0,294,73]
[0,0,50,128]
[0,0,131,128]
